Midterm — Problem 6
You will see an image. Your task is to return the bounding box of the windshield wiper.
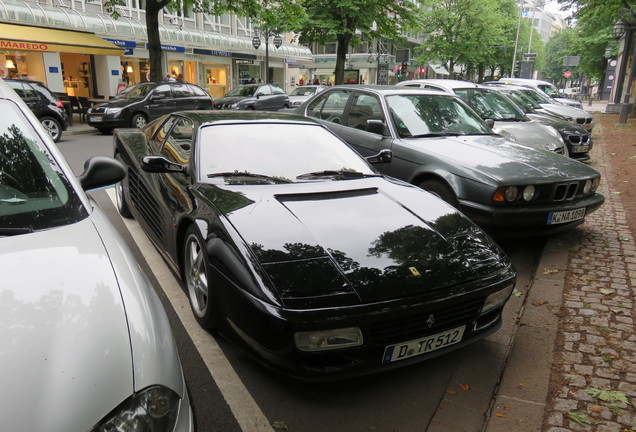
[406,132,463,138]
[0,227,34,236]
[206,171,291,183]
[296,170,378,180]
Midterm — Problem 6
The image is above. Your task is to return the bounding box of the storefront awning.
[428,62,450,76]
[0,23,122,56]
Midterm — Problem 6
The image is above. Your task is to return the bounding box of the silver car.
[0,79,194,432]
[288,84,328,107]
[396,79,568,156]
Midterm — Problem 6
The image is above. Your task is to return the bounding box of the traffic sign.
[563,71,572,78]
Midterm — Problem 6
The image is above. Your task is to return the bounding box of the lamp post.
[252,27,282,84]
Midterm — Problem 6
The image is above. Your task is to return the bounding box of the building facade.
[0,0,312,99]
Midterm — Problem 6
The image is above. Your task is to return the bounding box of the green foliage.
[585,388,630,404]
[568,411,595,426]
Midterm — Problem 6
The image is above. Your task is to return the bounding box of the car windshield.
[538,83,561,98]
[454,89,526,121]
[115,83,157,99]
[0,100,86,233]
[386,94,492,138]
[505,90,543,111]
[290,87,317,96]
[198,122,376,184]
[521,88,552,104]
[226,85,258,97]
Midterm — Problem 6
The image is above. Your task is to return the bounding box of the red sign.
[563,71,572,78]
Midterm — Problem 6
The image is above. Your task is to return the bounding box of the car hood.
[0,218,133,432]
[538,103,592,119]
[202,179,512,305]
[215,96,251,105]
[94,97,143,109]
[527,113,589,134]
[493,120,563,151]
[406,134,597,183]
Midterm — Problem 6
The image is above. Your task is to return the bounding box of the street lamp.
[252,27,282,84]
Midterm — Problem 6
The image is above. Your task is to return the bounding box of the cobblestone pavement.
[543,115,636,431]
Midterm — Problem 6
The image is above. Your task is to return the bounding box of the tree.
[413,0,523,79]
[298,0,421,85]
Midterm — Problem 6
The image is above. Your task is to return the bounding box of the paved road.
[56,131,544,432]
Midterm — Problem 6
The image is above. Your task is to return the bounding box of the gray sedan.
[294,85,604,237]
[0,79,193,432]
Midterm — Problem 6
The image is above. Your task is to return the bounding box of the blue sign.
[112,70,120,76]
[123,48,134,56]
[48,66,59,73]
[192,48,257,60]
[145,43,185,53]
[105,38,137,48]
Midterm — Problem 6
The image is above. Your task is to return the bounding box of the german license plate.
[571,145,590,153]
[547,207,586,225]
[89,116,103,122]
[382,326,466,364]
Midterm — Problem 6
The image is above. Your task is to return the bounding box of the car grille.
[90,107,107,114]
[552,182,579,201]
[128,170,167,244]
[565,134,589,145]
[368,298,483,345]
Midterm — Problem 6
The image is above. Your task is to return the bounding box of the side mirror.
[255,93,263,98]
[366,119,386,135]
[366,149,392,164]
[78,156,126,191]
[484,118,495,128]
[142,156,186,174]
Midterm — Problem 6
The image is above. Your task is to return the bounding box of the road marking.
[105,189,274,432]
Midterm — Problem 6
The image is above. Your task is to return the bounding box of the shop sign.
[283,59,297,63]
[145,43,185,53]
[0,40,49,51]
[49,66,59,73]
[235,60,254,64]
[123,48,134,55]
[105,39,137,48]
[112,70,120,76]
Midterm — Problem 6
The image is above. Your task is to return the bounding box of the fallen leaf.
[612,191,622,195]
[504,406,512,411]
[495,412,505,418]
[589,407,603,413]
[569,411,595,426]
[517,383,525,388]
[446,389,457,395]
[271,421,288,430]
[543,268,559,274]
[512,289,523,297]
[459,383,470,391]
[600,288,615,295]
[585,388,630,404]
[532,301,547,306]
[581,276,596,281]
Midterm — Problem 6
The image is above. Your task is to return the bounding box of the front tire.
[183,226,217,330]
[418,179,459,208]
[41,116,62,142]
[131,113,147,128]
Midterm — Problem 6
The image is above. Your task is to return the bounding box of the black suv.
[87,81,214,133]
[5,79,69,142]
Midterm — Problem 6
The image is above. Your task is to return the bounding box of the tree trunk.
[335,33,352,85]
[146,0,169,83]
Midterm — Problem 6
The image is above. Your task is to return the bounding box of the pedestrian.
[169,72,177,82]
[176,73,183,82]
[313,77,319,85]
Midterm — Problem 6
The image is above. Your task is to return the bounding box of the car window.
[7,81,26,98]
[346,93,383,131]
[153,84,172,99]
[226,85,257,97]
[271,86,285,95]
[189,84,208,96]
[0,100,86,230]
[29,82,57,104]
[386,94,491,138]
[171,83,194,98]
[454,89,526,121]
[306,90,350,124]
[256,85,272,96]
[400,83,422,88]
[198,123,375,184]
[161,117,194,164]
[22,84,40,100]
[115,82,156,99]
[291,87,316,96]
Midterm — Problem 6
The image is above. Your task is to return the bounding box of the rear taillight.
[56,100,63,108]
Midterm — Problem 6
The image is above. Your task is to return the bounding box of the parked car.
[492,78,584,109]
[486,82,595,132]
[294,85,604,237]
[396,79,568,156]
[87,81,213,133]
[4,78,69,142]
[488,84,593,162]
[113,110,517,379]
[213,84,290,110]
[288,84,328,107]
[0,79,193,431]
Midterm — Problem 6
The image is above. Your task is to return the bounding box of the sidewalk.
[485,109,636,431]
[65,114,98,136]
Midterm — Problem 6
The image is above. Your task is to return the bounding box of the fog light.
[295,327,363,352]
[522,185,536,201]
[482,284,515,313]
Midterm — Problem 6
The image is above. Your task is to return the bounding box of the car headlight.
[494,186,519,202]
[295,327,363,352]
[583,179,592,194]
[106,107,123,115]
[591,177,600,192]
[90,386,181,432]
[522,185,536,201]
[230,102,242,109]
[482,284,515,313]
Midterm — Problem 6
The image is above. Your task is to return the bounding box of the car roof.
[321,84,457,97]
[168,110,321,125]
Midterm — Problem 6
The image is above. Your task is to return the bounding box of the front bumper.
[87,113,129,129]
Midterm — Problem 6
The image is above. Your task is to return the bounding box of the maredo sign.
[0,40,50,51]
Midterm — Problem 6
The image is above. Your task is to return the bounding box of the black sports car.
[113,111,517,379]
